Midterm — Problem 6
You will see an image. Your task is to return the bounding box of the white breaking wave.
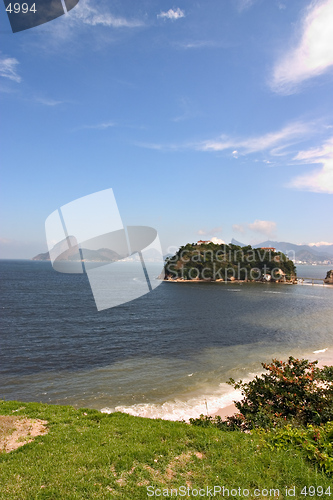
[101,385,243,421]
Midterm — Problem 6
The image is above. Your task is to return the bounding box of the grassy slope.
[0,401,331,499]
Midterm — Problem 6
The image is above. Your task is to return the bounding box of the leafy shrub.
[189,358,333,432]
[258,422,333,475]
[227,357,333,430]
[189,414,241,431]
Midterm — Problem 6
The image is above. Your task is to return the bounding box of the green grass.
[0,400,332,499]
[0,415,17,451]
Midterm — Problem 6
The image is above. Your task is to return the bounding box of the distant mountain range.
[33,247,122,262]
[231,239,333,264]
[33,239,333,265]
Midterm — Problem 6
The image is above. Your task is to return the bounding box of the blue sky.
[0,0,332,258]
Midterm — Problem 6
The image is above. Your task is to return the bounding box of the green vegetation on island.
[165,242,297,282]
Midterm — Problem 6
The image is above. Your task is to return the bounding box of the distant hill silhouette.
[231,238,246,247]
[231,238,333,263]
[34,239,333,264]
[33,247,122,262]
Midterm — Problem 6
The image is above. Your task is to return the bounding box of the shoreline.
[164,278,295,284]
[106,349,333,423]
[212,403,238,419]
[3,348,333,423]
[163,278,332,287]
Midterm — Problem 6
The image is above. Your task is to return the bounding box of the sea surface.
[1,260,332,420]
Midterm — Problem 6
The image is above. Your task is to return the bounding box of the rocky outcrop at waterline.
[324,270,333,284]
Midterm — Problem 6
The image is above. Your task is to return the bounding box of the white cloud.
[25,0,144,51]
[137,120,332,196]
[138,120,316,160]
[73,1,143,27]
[135,141,179,151]
[198,227,222,237]
[271,0,333,94]
[176,40,228,49]
[210,237,225,245]
[288,159,333,193]
[288,136,333,194]
[232,224,245,234]
[197,121,311,154]
[35,97,63,106]
[158,8,185,20]
[248,220,277,236]
[236,0,256,12]
[293,136,333,161]
[76,121,116,131]
[0,56,21,83]
[308,241,333,246]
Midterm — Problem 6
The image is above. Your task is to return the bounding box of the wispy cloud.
[157,8,185,20]
[75,121,116,131]
[175,40,228,50]
[197,121,312,154]
[236,0,256,12]
[172,97,196,122]
[308,241,333,246]
[34,0,144,49]
[0,56,21,83]
[72,0,144,28]
[135,141,180,151]
[35,97,64,106]
[293,136,333,162]
[232,224,245,234]
[138,121,313,155]
[287,136,333,194]
[198,227,222,237]
[233,220,277,237]
[137,119,332,195]
[270,0,333,94]
[248,220,277,237]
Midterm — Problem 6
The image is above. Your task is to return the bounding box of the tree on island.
[164,242,297,282]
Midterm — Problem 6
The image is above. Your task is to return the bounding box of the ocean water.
[295,264,330,281]
[0,260,332,420]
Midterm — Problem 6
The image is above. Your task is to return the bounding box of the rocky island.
[164,241,297,283]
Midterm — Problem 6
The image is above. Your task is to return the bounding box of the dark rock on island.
[324,270,333,284]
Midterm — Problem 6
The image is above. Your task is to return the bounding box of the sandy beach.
[212,403,238,419]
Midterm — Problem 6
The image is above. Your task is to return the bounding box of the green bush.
[189,358,333,432]
[227,357,333,430]
[189,358,333,476]
[258,422,333,475]
[189,414,240,431]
